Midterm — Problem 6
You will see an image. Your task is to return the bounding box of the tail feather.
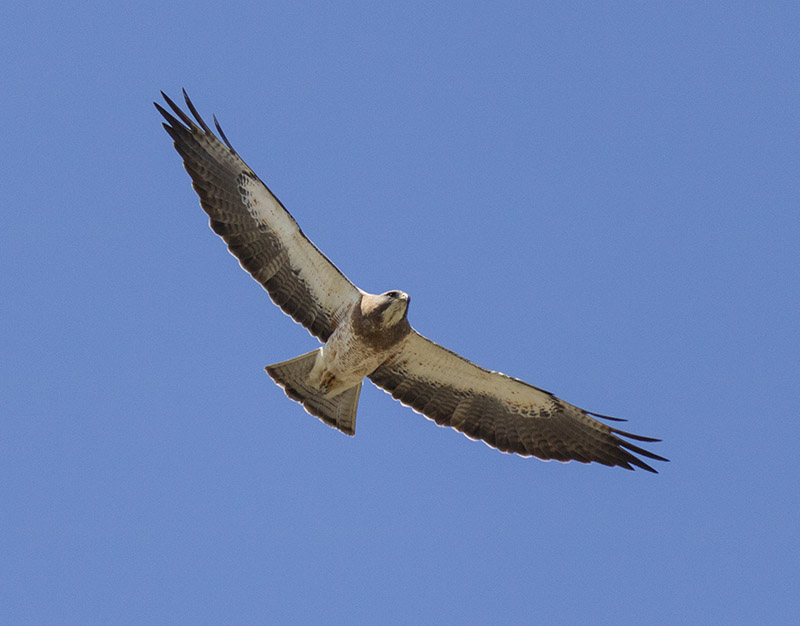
[265,350,362,435]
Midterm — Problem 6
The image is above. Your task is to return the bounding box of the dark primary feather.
[155,90,359,342]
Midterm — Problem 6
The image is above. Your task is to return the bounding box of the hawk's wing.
[156,91,361,341]
[369,331,667,472]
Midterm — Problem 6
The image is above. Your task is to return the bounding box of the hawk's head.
[356,291,412,347]
[377,290,410,327]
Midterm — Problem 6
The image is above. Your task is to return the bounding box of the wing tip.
[213,113,238,154]
[181,88,212,134]
[589,411,669,470]
[157,89,241,159]
[156,89,246,169]
[586,410,628,423]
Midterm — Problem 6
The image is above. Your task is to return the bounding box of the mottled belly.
[311,326,391,396]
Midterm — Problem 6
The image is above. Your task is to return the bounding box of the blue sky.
[2,1,798,624]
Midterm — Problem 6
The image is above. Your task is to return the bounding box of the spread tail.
[265,350,362,435]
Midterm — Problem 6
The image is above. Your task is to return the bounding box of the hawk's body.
[157,90,667,473]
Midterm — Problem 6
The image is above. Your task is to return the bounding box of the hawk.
[156,90,667,472]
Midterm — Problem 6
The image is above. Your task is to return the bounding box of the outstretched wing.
[369,332,667,472]
[156,91,361,341]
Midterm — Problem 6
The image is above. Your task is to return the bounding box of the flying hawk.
[156,90,667,472]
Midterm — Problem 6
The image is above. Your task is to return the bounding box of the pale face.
[378,290,410,326]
